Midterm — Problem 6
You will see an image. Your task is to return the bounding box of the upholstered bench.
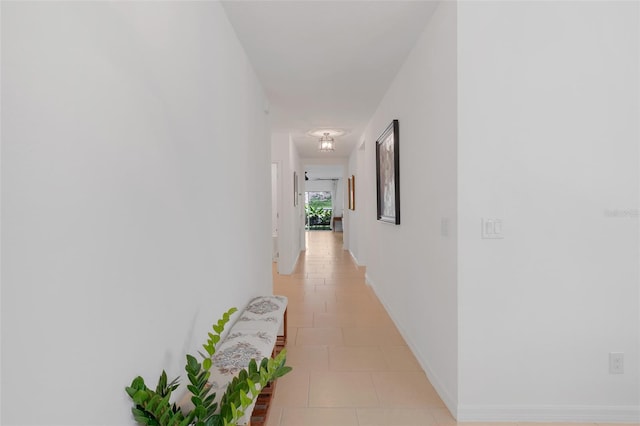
[179,295,288,426]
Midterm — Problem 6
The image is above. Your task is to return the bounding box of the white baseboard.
[364,272,373,287]
[456,404,640,423]
[365,275,639,424]
[278,249,301,275]
[365,277,458,418]
[349,249,362,266]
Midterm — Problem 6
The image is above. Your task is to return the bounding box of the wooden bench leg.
[275,307,287,350]
[255,307,287,425]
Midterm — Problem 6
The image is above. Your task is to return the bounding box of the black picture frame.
[376,120,400,224]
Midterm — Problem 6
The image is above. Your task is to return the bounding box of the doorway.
[271,163,278,262]
[305,191,332,230]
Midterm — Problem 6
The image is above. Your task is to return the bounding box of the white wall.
[361,1,459,412]
[346,141,368,265]
[271,133,304,274]
[346,149,359,262]
[271,163,278,237]
[1,2,271,425]
[457,1,639,421]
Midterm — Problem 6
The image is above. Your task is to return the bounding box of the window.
[305,191,332,230]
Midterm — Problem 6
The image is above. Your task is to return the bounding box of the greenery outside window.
[305,191,332,230]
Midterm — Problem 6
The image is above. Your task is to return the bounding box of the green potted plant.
[125,307,291,426]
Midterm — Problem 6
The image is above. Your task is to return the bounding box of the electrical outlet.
[609,352,624,374]
[441,218,449,237]
[481,218,504,239]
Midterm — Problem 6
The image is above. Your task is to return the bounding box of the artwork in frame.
[376,119,400,224]
[349,174,356,211]
[347,177,352,210]
[293,171,298,206]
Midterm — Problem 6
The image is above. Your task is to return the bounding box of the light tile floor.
[267,231,617,426]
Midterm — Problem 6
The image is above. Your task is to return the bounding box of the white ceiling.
[222,1,439,161]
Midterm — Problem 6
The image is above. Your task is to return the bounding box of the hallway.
[269,231,451,426]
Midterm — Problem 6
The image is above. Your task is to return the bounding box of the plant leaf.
[203,358,212,371]
[239,390,251,408]
[132,389,149,405]
[275,365,293,378]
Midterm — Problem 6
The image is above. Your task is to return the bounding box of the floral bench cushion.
[230,295,288,335]
[178,295,288,424]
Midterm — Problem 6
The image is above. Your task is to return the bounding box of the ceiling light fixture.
[318,132,335,152]
[308,129,346,138]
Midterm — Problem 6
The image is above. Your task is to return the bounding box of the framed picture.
[293,171,298,206]
[376,119,400,224]
[349,174,356,211]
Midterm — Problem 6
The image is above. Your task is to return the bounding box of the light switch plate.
[482,218,504,239]
[610,352,624,374]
